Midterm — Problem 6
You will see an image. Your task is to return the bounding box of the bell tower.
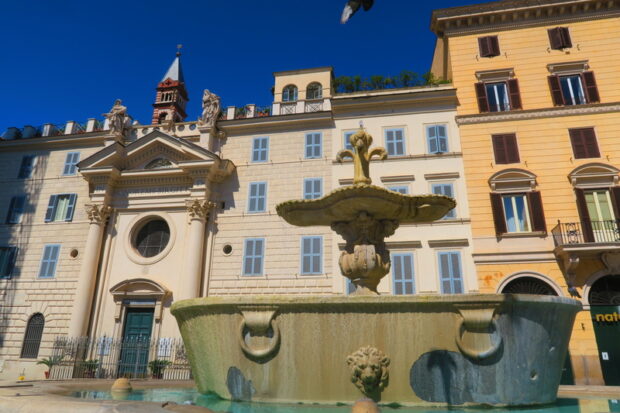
[152,45,188,124]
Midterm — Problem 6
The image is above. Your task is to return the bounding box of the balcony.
[552,220,620,246]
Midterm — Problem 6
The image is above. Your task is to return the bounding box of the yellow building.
[431,0,620,385]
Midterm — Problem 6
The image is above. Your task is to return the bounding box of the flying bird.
[340,0,374,24]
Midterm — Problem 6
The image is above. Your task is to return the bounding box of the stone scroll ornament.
[347,346,390,401]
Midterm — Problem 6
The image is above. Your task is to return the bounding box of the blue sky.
[0,0,492,132]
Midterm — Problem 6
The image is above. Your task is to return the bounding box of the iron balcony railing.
[551,219,620,246]
[48,336,191,380]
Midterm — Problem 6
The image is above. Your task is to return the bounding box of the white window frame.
[559,74,586,105]
[426,124,449,154]
[502,193,532,233]
[282,85,298,102]
[300,236,322,275]
[391,252,415,295]
[38,244,61,278]
[242,238,264,276]
[388,185,409,195]
[251,136,269,163]
[305,132,322,159]
[343,131,355,150]
[437,250,464,294]
[431,182,457,219]
[62,152,81,176]
[303,178,323,200]
[384,128,406,156]
[247,182,267,213]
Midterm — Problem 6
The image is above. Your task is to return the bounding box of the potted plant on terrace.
[82,359,99,378]
[36,355,63,379]
[148,359,171,379]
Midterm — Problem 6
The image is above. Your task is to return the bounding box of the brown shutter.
[548,28,563,50]
[490,36,500,56]
[492,134,507,164]
[478,37,490,57]
[611,187,620,218]
[505,134,520,163]
[560,27,572,48]
[490,193,507,235]
[507,79,522,110]
[575,188,594,242]
[548,75,565,106]
[582,71,600,103]
[569,129,587,159]
[475,82,489,113]
[583,128,600,158]
[527,191,547,232]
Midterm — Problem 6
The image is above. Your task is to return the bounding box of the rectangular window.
[560,75,586,105]
[6,195,26,224]
[251,137,269,162]
[492,134,520,164]
[475,79,521,113]
[502,194,531,233]
[305,132,322,159]
[301,236,322,275]
[247,182,267,213]
[548,27,572,50]
[490,191,546,235]
[486,82,510,112]
[432,183,456,219]
[388,186,409,195]
[437,251,464,294]
[343,131,355,150]
[62,152,80,175]
[243,238,264,276]
[478,36,500,57]
[44,194,77,222]
[385,128,405,156]
[0,246,18,279]
[304,178,322,200]
[569,128,600,159]
[549,72,599,106]
[392,253,415,295]
[426,125,448,154]
[38,244,60,278]
[18,155,36,179]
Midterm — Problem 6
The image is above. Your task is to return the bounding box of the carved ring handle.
[454,306,502,361]
[455,317,501,360]
[238,309,280,359]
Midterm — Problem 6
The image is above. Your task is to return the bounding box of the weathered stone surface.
[351,398,381,413]
[111,377,132,392]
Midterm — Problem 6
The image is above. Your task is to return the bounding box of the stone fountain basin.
[276,185,455,226]
[171,294,580,407]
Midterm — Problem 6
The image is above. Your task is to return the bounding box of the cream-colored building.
[0,62,476,379]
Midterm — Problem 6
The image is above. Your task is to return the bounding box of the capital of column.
[85,204,113,224]
[186,199,215,220]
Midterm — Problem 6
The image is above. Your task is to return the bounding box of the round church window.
[134,219,170,258]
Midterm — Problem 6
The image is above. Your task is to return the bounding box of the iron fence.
[551,219,620,246]
[49,336,191,380]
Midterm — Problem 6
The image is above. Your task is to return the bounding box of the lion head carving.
[346,346,390,397]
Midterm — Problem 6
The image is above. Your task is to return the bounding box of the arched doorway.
[500,275,574,385]
[588,274,620,385]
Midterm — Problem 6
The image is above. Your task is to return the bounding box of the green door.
[591,305,620,385]
[119,308,154,378]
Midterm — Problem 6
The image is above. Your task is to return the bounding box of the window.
[248,182,267,213]
[492,134,520,164]
[20,313,44,359]
[305,133,322,159]
[301,236,322,275]
[385,129,405,156]
[44,194,77,222]
[548,27,572,50]
[346,278,356,294]
[432,183,456,219]
[306,83,322,100]
[135,220,170,258]
[343,131,355,150]
[0,246,18,279]
[6,195,26,224]
[392,253,415,295]
[490,191,547,234]
[549,72,599,106]
[569,128,600,159]
[427,125,448,154]
[437,251,464,294]
[282,85,298,102]
[243,238,264,276]
[18,155,36,179]
[478,36,500,57]
[38,244,60,278]
[388,186,409,195]
[475,79,521,113]
[252,136,269,162]
[62,152,80,175]
[144,158,173,169]
[304,178,322,199]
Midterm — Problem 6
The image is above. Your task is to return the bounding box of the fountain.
[171,129,581,407]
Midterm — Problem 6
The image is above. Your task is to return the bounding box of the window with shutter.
[507,79,522,110]
[475,82,490,113]
[251,137,269,162]
[343,131,355,150]
[301,236,322,275]
[243,238,264,276]
[432,183,456,219]
[305,132,322,159]
[0,246,18,279]
[490,193,508,235]
[549,71,599,106]
[485,82,511,112]
[388,185,409,195]
[62,152,80,175]
[478,36,500,57]
[18,155,36,179]
[6,195,26,224]
[569,128,600,159]
[582,71,600,103]
[437,251,464,294]
[392,253,415,295]
[248,182,267,212]
[385,128,405,156]
[492,134,520,164]
[303,178,322,199]
[44,194,77,222]
[426,124,449,154]
[38,244,61,278]
[548,27,572,50]
[527,191,547,232]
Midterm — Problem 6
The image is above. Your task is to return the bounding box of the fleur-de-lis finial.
[336,128,388,185]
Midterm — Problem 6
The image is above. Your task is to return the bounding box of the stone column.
[181,199,212,300]
[67,204,112,338]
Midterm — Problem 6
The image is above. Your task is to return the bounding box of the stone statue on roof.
[200,90,221,128]
[103,99,129,137]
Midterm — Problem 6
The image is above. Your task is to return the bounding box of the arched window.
[158,112,168,124]
[500,276,557,295]
[306,83,322,100]
[144,158,173,169]
[589,274,620,305]
[21,313,44,359]
[282,85,298,102]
